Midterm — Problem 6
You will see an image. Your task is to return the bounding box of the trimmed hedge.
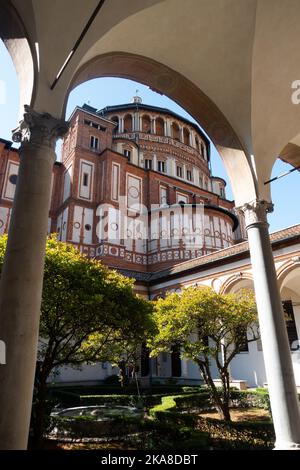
[196,416,274,450]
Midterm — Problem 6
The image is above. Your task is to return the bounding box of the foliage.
[196,417,274,450]
[149,286,258,421]
[147,389,274,450]
[0,234,153,446]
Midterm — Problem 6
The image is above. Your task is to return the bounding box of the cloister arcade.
[1,0,300,450]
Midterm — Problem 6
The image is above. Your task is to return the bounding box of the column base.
[274,441,300,450]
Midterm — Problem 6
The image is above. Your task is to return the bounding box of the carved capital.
[236,199,274,228]
[12,105,69,149]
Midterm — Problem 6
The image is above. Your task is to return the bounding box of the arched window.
[171,122,180,140]
[183,127,190,145]
[156,117,164,136]
[124,114,133,132]
[142,115,151,133]
[111,115,119,133]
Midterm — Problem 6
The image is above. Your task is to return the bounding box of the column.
[0,105,68,449]
[152,154,157,171]
[152,118,156,134]
[239,199,300,449]
[180,126,184,143]
[119,116,124,133]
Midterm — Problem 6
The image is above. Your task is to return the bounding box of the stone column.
[119,116,124,133]
[0,105,68,449]
[179,126,184,143]
[152,118,156,134]
[239,199,300,449]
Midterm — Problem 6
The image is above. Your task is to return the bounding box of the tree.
[81,296,155,388]
[0,235,153,446]
[149,286,259,421]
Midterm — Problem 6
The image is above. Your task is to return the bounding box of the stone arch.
[110,115,119,133]
[220,273,254,294]
[155,117,165,136]
[171,121,180,140]
[141,114,151,133]
[123,113,133,133]
[183,127,190,146]
[277,258,300,291]
[0,1,36,119]
[66,51,258,206]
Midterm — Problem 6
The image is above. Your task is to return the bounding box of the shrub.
[103,374,121,385]
[196,416,274,450]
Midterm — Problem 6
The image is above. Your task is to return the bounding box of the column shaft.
[242,200,300,449]
[0,106,67,449]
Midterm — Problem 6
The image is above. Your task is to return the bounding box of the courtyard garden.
[34,383,279,450]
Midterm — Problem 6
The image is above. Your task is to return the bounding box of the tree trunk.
[197,361,231,421]
[31,375,48,449]
[118,361,128,388]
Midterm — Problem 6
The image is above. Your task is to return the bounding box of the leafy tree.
[149,286,259,421]
[81,297,155,388]
[0,235,153,446]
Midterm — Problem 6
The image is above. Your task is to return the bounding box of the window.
[160,186,168,205]
[158,161,166,173]
[238,329,249,353]
[90,135,99,150]
[124,149,131,161]
[283,300,299,350]
[176,166,182,178]
[220,186,225,198]
[144,159,152,170]
[186,170,192,181]
[83,173,89,187]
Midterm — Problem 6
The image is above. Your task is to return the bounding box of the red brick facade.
[0,100,245,286]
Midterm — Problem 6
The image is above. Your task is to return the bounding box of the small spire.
[132,90,142,104]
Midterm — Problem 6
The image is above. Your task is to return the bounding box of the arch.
[0,1,36,119]
[123,113,133,133]
[155,117,164,136]
[110,115,119,133]
[183,127,190,146]
[67,52,258,206]
[142,114,151,133]
[277,259,300,290]
[220,273,254,294]
[171,121,180,140]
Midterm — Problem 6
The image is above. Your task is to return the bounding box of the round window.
[9,174,18,185]
[85,224,91,231]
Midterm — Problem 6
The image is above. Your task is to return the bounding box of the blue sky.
[0,40,298,233]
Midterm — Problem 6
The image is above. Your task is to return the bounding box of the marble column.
[239,199,300,449]
[0,105,68,449]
